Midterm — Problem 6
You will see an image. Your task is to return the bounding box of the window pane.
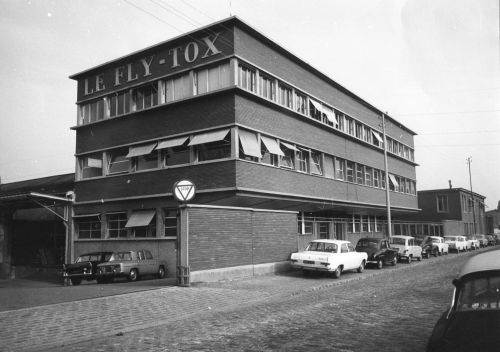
[346,161,354,183]
[335,158,345,180]
[108,149,130,174]
[165,145,190,166]
[208,66,220,91]
[77,216,101,239]
[108,213,128,238]
[197,69,208,94]
[136,153,158,170]
[311,151,322,175]
[81,153,103,178]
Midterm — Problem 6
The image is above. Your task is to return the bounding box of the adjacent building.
[486,201,500,235]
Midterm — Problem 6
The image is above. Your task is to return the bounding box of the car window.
[347,243,355,252]
[306,242,337,253]
[137,251,145,260]
[110,252,132,261]
[457,274,500,311]
[357,239,378,248]
[409,239,414,246]
[381,241,387,249]
[145,250,153,259]
[390,238,406,245]
[341,244,348,253]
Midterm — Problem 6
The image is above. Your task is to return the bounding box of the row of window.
[78,128,417,196]
[236,62,415,163]
[77,58,415,165]
[78,62,231,125]
[460,194,485,214]
[76,209,177,239]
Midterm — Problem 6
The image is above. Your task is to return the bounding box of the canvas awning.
[188,129,230,146]
[126,143,157,158]
[156,136,189,150]
[125,210,155,228]
[239,130,261,158]
[260,136,284,156]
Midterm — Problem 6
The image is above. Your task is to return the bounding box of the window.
[164,209,177,237]
[280,142,296,169]
[125,210,156,238]
[157,136,190,166]
[238,129,260,161]
[362,216,369,232]
[365,167,373,187]
[336,112,345,131]
[278,83,293,108]
[109,90,131,117]
[188,130,231,162]
[381,171,386,189]
[363,126,372,143]
[296,148,309,173]
[134,218,156,237]
[309,99,322,121]
[108,148,131,174]
[298,219,313,234]
[356,163,364,185]
[107,213,128,238]
[405,179,411,194]
[354,215,361,232]
[162,73,191,102]
[409,149,415,162]
[346,161,355,183]
[77,216,101,239]
[80,99,105,124]
[355,122,363,139]
[388,174,398,192]
[238,64,256,92]
[134,83,158,111]
[310,151,323,175]
[335,158,345,180]
[387,138,393,153]
[372,131,383,148]
[437,195,449,212]
[196,63,230,94]
[127,143,158,171]
[80,153,103,179]
[373,169,380,188]
[261,136,282,167]
[346,117,354,135]
[295,91,307,114]
[259,74,275,100]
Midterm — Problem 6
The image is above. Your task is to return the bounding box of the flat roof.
[69,16,416,136]
[418,188,486,199]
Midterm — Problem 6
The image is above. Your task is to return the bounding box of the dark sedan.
[427,250,500,351]
[63,252,113,285]
[355,237,398,269]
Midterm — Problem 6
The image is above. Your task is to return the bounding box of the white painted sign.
[173,180,196,202]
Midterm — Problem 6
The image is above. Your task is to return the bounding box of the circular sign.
[173,180,196,202]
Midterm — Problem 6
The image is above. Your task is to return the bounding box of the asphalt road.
[1,247,495,352]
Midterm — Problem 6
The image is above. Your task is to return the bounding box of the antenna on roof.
[229,0,232,16]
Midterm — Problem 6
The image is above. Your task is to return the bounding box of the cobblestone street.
[0,250,486,352]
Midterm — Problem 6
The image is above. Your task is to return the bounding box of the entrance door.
[318,222,330,239]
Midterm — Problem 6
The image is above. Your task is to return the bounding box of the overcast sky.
[1,0,499,209]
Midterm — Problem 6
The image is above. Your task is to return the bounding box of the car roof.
[79,251,113,256]
[311,239,350,244]
[458,250,500,278]
[358,237,385,241]
[390,235,414,239]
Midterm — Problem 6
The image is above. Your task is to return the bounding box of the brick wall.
[187,207,297,272]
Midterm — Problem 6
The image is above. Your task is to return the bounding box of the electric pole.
[467,157,476,234]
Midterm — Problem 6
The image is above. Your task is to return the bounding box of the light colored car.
[476,234,489,247]
[290,240,367,278]
[389,235,422,263]
[444,235,467,252]
[422,236,449,256]
[465,235,480,250]
[96,250,167,283]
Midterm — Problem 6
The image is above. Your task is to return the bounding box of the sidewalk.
[0,251,480,352]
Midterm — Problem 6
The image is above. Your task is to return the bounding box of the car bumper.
[290,262,332,272]
[63,272,94,279]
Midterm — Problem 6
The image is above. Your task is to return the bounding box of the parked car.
[426,249,500,351]
[355,237,398,268]
[389,235,422,263]
[96,250,167,283]
[290,240,367,278]
[418,238,439,259]
[486,235,496,246]
[422,236,449,256]
[476,234,489,248]
[465,235,480,250]
[444,236,467,253]
[63,251,113,285]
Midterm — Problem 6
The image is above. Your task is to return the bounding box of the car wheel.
[407,256,412,264]
[357,261,365,273]
[157,265,166,279]
[70,278,81,286]
[417,255,422,262]
[128,269,139,282]
[96,278,104,284]
[333,266,342,279]
[376,259,383,270]
[391,257,397,266]
[437,249,441,256]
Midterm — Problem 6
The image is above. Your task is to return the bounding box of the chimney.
[448,180,452,189]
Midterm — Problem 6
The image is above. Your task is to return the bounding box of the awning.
[126,143,157,158]
[388,174,399,187]
[239,130,261,158]
[86,157,102,168]
[188,129,230,146]
[73,213,100,218]
[372,131,384,143]
[261,136,285,156]
[280,141,299,151]
[125,210,156,228]
[309,99,322,112]
[323,106,337,124]
[156,136,189,150]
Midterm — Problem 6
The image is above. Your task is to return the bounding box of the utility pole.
[382,113,392,239]
[467,157,477,234]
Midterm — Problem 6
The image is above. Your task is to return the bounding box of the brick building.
[68,17,419,282]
